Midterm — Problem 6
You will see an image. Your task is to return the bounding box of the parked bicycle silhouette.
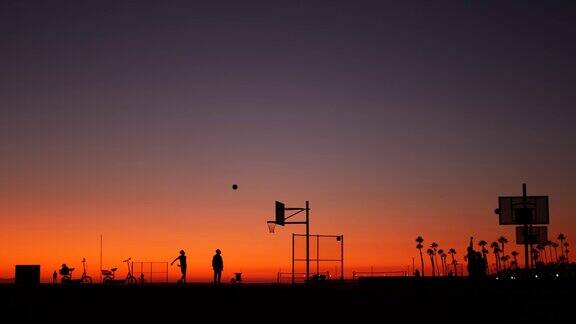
[60,258,92,284]
[101,267,118,284]
[102,258,138,285]
[123,258,138,284]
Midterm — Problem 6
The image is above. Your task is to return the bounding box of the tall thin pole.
[316,235,320,275]
[292,233,295,285]
[305,200,310,284]
[340,235,344,280]
[523,183,530,270]
[100,234,103,283]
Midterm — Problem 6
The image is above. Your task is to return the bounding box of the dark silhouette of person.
[59,264,71,276]
[171,250,187,283]
[212,249,223,285]
[52,270,58,284]
[466,237,487,278]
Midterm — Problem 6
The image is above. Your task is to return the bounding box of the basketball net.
[267,222,276,233]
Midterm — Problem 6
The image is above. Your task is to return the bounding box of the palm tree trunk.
[434,255,439,276]
[451,255,457,276]
[419,250,425,276]
[430,257,435,277]
[553,247,558,263]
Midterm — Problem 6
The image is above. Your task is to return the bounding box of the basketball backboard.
[275,201,285,225]
[497,196,549,225]
[515,226,548,245]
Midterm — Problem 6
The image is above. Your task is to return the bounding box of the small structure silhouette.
[231,272,242,283]
[171,250,187,283]
[212,249,223,285]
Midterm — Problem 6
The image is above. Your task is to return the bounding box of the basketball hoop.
[267,221,276,234]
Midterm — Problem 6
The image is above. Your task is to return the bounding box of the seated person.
[59,264,71,276]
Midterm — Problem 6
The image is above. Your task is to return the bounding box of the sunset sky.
[1,1,575,282]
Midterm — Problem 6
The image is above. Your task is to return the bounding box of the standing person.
[52,270,58,284]
[212,249,223,285]
[171,250,187,283]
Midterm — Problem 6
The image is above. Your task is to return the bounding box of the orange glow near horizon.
[1,174,574,282]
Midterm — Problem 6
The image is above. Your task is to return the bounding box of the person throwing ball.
[171,250,187,283]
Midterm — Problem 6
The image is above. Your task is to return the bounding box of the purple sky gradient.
[1,1,575,276]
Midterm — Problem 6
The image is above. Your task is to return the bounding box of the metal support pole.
[316,235,320,275]
[523,183,530,270]
[305,201,310,284]
[292,233,295,285]
[341,235,344,280]
[99,235,102,284]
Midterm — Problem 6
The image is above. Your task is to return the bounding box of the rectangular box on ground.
[15,265,40,285]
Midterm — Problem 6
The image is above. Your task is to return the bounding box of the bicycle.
[60,258,92,284]
[123,258,138,285]
[79,258,93,284]
[101,267,118,284]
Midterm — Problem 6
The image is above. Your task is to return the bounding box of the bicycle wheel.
[126,276,137,285]
[81,275,92,284]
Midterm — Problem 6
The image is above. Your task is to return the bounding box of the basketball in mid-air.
[232,184,238,190]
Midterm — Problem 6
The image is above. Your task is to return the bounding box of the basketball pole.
[522,184,529,270]
[292,233,295,285]
[341,235,345,280]
[305,200,310,284]
[100,234,103,284]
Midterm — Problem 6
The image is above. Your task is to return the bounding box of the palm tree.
[552,242,559,263]
[438,250,447,276]
[478,240,488,261]
[564,241,570,262]
[490,241,500,274]
[545,240,554,264]
[531,247,540,264]
[416,236,425,276]
[427,248,436,277]
[557,233,566,260]
[511,251,519,269]
[431,242,440,275]
[448,248,457,276]
[498,236,508,255]
[537,244,547,263]
[500,255,509,270]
